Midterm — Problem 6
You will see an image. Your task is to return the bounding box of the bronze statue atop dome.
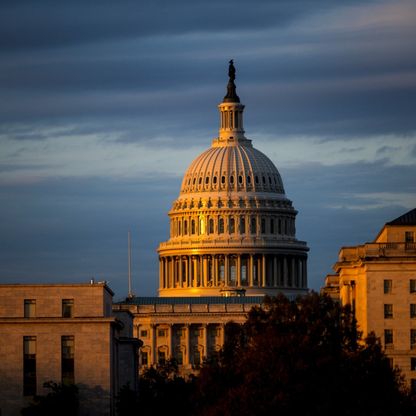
[223,59,240,103]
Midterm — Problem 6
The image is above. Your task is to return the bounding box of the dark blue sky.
[1,0,415,300]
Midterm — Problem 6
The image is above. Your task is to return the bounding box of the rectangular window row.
[383,279,416,294]
[384,329,416,348]
[23,335,75,396]
[23,299,74,318]
[383,303,416,319]
[384,303,416,319]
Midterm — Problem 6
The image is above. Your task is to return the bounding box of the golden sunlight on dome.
[157,61,308,297]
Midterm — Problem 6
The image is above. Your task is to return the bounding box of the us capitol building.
[115,62,309,372]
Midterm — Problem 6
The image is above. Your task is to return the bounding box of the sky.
[1,0,415,301]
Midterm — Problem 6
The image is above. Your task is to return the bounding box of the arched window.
[240,217,246,234]
[238,175,243,184]
[191,219,196,235]
[221,176,226,184]
[230,175,234,184]
[229,218,235,233]
[213,176,217,184]
[193,178,196,184]
[208,218,214,234]
[251,218,256,234]
[247,176,251,184]
[219,218,224,234]
[269,176,272,184]
[262,176,266,184]
[198,177,202,184]
[205,177,209,184]
[255,176,259,184]
[261,218,266,234]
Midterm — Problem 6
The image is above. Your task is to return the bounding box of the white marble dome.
[180,140,285,195]
[157,63,308,298]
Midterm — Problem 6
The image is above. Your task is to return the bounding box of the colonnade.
[159,254,307,290]
[170,214,296,238]
[138,323,225,367]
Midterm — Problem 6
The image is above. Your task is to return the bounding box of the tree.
[21,381,79,416]
[137,359,195,416]
[192,293,411,416]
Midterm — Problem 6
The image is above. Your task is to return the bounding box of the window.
[406,231,415,243]
[384,329,393,346]
[176,349,183,365]
[247,175,251,184]
[191,219,196,235]
[24,299,36,318]
[193,349,201,366]
[250,218,256,234]
[218,218,224,234]
[261,218,266,234]
[270,218,275,234]
[221,176,225,184]
[411,379,416,394]
[238,175,243,184]
[158,350,166,364]
[208,218,214,234]
[205,177,209,184]
[240,217,246,234]
[213,176,217,184]
[158,329,166,337]
[383,279,392,294]
[23,336,36,396]
[229,218,235,234]
[140,330,148,338]
[184,220,188,235]
[411,304,416,318]
[141,351,148,366]
[62,299,74,318]
[61,336,75,385]
[411,280,416,293]
[230,175,234,184]
[411,357,416,371]
[384,304,393,319]
[411,330,416,349]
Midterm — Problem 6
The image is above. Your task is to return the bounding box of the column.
[219,324,225,348]
[283,257,288,287]
[188,256,193,287]
[224,255,229,286]
[203,256,208,288]
[237,255,241,286]
[150,324,157,365]
[262,254,266,287]
[171,257,175,288]
[184,324,190,365]
[273,256,278,287]
[214,255,218,286]
[202,324,208,359]
[249,254,253,287]
[159,259,163,290]
[168,324,173,359]
[179,258,183,288]
[291,257,295,287]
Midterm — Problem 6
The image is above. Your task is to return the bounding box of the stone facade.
[322,208,416,389]
[0,282,140,416]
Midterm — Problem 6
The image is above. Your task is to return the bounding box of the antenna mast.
[128,230,133,298]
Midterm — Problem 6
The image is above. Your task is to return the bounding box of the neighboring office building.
[115,62,309,373]
[0,282,141,416]
[322,208,416,389]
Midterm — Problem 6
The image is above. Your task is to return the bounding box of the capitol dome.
[158,61,308,297]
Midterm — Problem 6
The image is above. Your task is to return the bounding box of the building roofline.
[0,282,114,296]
